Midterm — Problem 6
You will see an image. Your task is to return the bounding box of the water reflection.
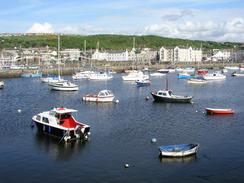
[159,155,198,164]
[34,132,87,161]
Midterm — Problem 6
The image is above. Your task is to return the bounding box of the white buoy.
[17,109,21,113]
[151,138,157,143]
[196,110,198,113]
[115,99,119,104]
[145,96,150,100]
[124,164,130,168]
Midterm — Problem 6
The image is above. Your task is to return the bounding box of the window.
[42,117,49,123]
[36,115,41,121]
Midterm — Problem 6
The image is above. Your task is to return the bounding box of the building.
[61,49,81,61]
[211,49,232,62]
[0,49,19,69]
[159,46,202,63]
[91,49,129,61]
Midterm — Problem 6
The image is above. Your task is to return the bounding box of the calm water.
[1,73,244,183]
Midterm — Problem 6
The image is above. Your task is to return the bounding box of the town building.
[159,46,202,63]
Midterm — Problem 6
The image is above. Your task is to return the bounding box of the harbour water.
[0,73,244,183]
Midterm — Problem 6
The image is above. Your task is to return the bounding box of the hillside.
[0,34,241,50]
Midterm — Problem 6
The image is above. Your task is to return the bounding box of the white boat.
[89,72,113,80]
[240,67,244,72]
[32,107,90,141]
[150,72,166,77]
[222,69,228,73]
[159,144,199,157]
[0,80,4,89]
[175,67,183,72]
[72,71,95,80]
[41,75,66,84]
[224,66,239,70]
[232,72,244,77]
[122,71,149,81]
[50,81,79,91]
[82,90,115,102]
[203,72,226,80]
[182,68,195,73]
[187,78,207,84]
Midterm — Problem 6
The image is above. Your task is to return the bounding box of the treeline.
[0,34,241,50]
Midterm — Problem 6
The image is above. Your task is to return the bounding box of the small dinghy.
[159,144,199,157]
[205,108,235,115]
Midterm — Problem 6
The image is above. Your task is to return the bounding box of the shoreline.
[0,62,242,79]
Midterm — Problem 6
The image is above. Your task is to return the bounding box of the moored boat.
[187,78,207,84]
[177,72,192,79]
[89,72,113,80]
[72,71,95,80]
[50,81,79,91]
[82,90,115,102]
[159,144,199,157]
[122,71,149,81]
[197,69,208,75]
[231,72,244,77]
[205,108,235,115]
[32,107,90,141]
[203,72,226,80]
[21,71,42,78]
[151,90,192,103]
[136,79,151,87]
[0,80,4,89]
[150,72,166,77]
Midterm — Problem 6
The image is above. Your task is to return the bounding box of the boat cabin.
[98,90,114,97]
[35,107,83,129]
[156,90,173,97]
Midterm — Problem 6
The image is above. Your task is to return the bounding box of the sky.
[0,0,244,42]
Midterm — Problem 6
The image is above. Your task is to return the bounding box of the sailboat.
[49,35,78,91]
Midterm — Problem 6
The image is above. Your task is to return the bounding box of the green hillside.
[0,34,241,50]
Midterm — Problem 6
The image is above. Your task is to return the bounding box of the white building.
[61,49,80,61]
[0,49,19,69]
[159,46,202,63]
[92,49,129,61]
[211,49,232,62]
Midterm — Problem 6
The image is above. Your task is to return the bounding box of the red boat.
[197,69,208,75]
[205,108,235,115]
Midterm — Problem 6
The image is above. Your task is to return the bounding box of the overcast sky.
[1,0,244,42]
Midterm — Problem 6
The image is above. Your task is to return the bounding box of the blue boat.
[159,143,199,157]
[136,79,151,87]
[21,72,42,78]
[177,73,192,79]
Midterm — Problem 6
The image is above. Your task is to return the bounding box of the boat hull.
[33,121,90,140]
[51,86,79,91]
[187,79,207,84]
[151,92,192,103]
[205,108,235,115]
[159,144,199,157]
[82,96,115,102]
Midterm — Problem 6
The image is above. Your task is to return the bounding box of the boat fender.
[115,99,119,104]
[124,164,130,168]
[151,138,157,143]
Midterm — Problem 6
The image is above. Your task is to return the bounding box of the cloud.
[27,22,54,33]
[143,17,244,42]
[161,9,194,21]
